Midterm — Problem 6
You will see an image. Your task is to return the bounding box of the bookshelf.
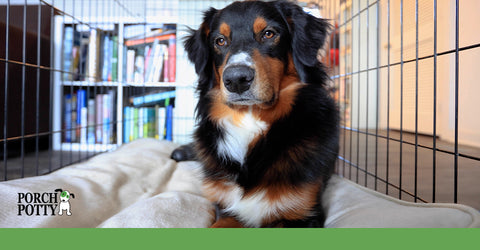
[52,16,180,152]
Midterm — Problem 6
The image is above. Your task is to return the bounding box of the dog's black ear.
[184,7,218,95]
[274,1,331,84]
[55,189,63,193]
[70,193,75,199]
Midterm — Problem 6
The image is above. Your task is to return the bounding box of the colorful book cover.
[111,36,118,82]
[123,106,130,143]
[133,108,139,140]
[87,99,96,144]
[76,90,87,143]
[71,94,77,142]
[102,94,111,145]
[165,105,173,141]
[62,26,73,81]
[168,36,176,82]
[102,35,111,81]
[63,94,72,142]
[95,94,103,143]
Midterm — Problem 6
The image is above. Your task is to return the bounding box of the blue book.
[64,94,72,142]
[165,105,173,141]
[123,106,130,143]
[76,90,87,143]
[63,27,73,81]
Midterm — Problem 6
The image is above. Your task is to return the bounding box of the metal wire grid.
[322,0,480,208]
[0,0,226,181]
[1,0,479,209]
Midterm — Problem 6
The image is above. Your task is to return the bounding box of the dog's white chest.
[216,110,267,165]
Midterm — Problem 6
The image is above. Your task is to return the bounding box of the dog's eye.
[215,37,227,46]
[263,30,275,39]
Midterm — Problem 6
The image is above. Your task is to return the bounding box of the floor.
[338,129,480,210]
[1,131,479,210]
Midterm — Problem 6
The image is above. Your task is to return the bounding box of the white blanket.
[1,138,479,228]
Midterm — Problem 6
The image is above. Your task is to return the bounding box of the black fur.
[177,0,338,228]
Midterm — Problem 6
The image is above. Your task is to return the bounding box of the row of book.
[123,103,174,143]
[63,27,119,82]
[63,90,116,144]
[125,34,176,83]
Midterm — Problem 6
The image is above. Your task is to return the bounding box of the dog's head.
[185,0,330,111]
[55,189,75,202]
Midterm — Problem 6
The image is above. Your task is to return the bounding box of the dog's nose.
[223,66,255,94]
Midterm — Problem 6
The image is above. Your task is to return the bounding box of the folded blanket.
[1,138,478,228]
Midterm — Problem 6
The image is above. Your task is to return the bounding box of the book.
[63,26,74,81]
[87,99,96,144]
[76,90,87,144]
[102,35,111,81]
[130,90,176,107]
[111,36,118,82]
[87,29,101,82]
[126,50,136,83]
[71,94,77,142]
[123,106,130,143]
[95,94,103,143]
[165,104,173,141]
[168,36,176,82]
[102,94,111,145]
[63,94,72,142]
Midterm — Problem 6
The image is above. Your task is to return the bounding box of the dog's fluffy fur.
[178,0,339,227]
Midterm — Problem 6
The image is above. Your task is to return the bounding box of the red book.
[168,36,176,82]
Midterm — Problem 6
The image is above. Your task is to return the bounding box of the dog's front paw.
[170,143,197,162]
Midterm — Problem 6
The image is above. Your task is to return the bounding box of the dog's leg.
[210,216,244,228]
[170,142,197,162]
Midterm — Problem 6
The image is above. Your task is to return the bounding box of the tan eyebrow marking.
[253,17,268,34]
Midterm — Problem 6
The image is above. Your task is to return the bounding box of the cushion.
[0,138,478,228]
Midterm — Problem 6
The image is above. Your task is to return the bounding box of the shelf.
[124,82,178,87]
[59,143,118,152]
[61,81,181,88]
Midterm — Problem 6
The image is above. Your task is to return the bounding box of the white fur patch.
[226,52,253,67]
[220,183,313,227]
[217,109,267,165]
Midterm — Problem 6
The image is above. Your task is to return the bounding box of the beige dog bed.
[0,139,478,228]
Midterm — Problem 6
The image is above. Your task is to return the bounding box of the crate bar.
[454,0,459,203]
[21,0,27,178]
[48,0,55,174]
[432,0,438,203]
[365,0,370,187]
[349,0,354,180]
[3,0,10,181]
[342,0,348,176]
[399,0,404,200]
[374,0,380,191]
[386,0,391,195]
[414,0,419,202]
[35,0,42,176]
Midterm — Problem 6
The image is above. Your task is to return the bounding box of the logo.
[17,188,76,216]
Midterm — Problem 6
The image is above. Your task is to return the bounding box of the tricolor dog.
[173,0,339,227]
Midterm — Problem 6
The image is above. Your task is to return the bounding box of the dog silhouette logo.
[55,189,75,216]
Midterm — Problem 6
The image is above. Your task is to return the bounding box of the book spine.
[63,94,72,142]
[157,107,166,140]
[168,36,176,82]
[102,35,110,81]
[87,99,96,144]
[76,90,86,143]
[133,108,139,140]
[62,27,73,81]
[87,29,100,82]
[126,50,136,83]
[165,105,173,141]
[163,49,169,82]
[102,94,110,145]
[111,36,118,82]
[71,94,77,142]
[148,108,156,138]
[138,108,144,138]
[129,107,135,142]
[95,94,103,143]
[123,106,130,143]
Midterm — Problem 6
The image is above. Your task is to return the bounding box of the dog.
[55,189,75,216]
[173,0,339,228]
